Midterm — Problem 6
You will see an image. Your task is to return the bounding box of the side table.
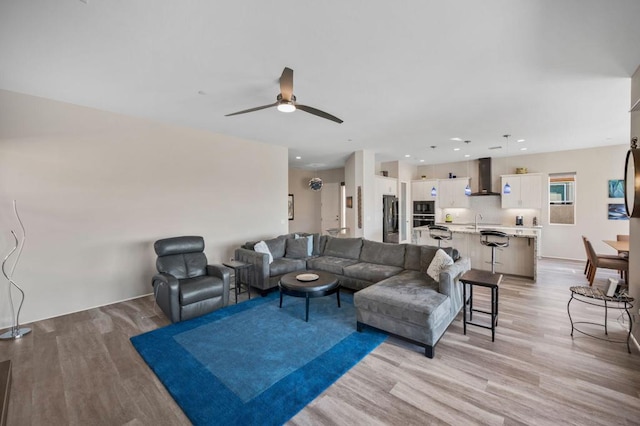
[567,286,634,353]
[460,269,503,341]
[222,260,253,304]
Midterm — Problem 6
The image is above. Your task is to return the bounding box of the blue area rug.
[131,291,386,425]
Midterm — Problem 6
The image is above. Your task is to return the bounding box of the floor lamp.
[0,200,31,340]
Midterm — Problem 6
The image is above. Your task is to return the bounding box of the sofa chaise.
[234,234,470,357]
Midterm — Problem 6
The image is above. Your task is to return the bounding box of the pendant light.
[503,135,512,194]
[464,140,472,196]
[430,146,437,197]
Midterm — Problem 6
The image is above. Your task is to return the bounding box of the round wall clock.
[309,177,323,191]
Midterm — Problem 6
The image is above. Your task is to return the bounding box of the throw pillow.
[265,237,286,259]
[305,234,313,256]
[254,240,273,264]
[294,233,314,256]
[426,249,454,282]
[285,237,309,259]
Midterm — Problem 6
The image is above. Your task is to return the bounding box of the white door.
[321,182,341,234]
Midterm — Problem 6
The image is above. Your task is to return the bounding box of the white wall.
[288,167,344,234]
[418,145,630,259]
[0,90,288,328]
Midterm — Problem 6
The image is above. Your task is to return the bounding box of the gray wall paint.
[0,90,288,327]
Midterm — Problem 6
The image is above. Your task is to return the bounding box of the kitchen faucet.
[475,213,483,230]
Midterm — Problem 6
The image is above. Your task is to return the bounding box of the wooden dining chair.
[615,234,630,278]
[581,236,591,276]
[584,237,628,286]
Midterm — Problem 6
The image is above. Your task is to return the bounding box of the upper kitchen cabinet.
[501,173,543,209]
[438,178,470,208]
[376,176,398,196]
[411,179,438,201]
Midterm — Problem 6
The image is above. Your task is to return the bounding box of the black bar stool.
[428,225,452,248]
[480,230,509,273]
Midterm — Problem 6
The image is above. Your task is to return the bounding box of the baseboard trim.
[0,292,154,330]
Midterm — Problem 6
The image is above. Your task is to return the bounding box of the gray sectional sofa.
[234,233,470,357]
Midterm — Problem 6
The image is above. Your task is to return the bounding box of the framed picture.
[288,194,294,220]
[608,179,624,198]
[346,196,353,208]
[607,203,628,220]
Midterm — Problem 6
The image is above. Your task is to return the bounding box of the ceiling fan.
[225,67,343,124]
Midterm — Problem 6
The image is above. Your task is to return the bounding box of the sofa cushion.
[179,275,225,305]
[359,240,406,267]
[285,237,309,259]
[323,237,363,260]
[295,233,317,256]
[307,255,359,275]
[354,275,449,327]
[343,262,403,283]
[265,237,287,259]
[317,235,329,255]
[254,241,273,264]
[420,245,456,273]
[404,244,422,271]
[269,257,307,276]
[426,249,454,282]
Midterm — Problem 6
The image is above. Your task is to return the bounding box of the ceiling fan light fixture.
[277,102,296,113]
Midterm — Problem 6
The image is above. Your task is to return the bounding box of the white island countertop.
[413,223,542,281]
[413,223,542,238]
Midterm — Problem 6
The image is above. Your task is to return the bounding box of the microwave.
[413,201,434,214]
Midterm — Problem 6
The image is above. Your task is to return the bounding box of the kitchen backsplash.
[440,196,541,227]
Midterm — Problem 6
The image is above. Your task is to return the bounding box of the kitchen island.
[413,223,541,281]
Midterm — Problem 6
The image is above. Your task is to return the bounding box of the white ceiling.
[2,1,640,170]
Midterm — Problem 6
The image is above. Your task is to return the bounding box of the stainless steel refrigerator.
[382,195,399,243]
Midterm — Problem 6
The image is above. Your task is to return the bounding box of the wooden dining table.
[603,239,629,253]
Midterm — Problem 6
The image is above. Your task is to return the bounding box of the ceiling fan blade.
[280,67,294,101]
[225,102,278,117]
[296,104,343,124]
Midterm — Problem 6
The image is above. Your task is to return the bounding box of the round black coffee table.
[279,270,340,322]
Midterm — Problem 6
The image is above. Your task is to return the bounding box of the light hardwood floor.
[2,258,640,425]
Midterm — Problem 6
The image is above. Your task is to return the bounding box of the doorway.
[321,182,341,234]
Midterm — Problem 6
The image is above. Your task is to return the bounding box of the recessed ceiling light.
[520,147,527,151]
[450,137,462,141]
[419,159,425,162]
[464,154,470,158]
[517,139,525,142]
[405,154,411,158]
[453,148,460,151]
[295,156,301,159]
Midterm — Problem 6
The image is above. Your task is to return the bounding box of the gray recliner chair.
[152,236,230,323]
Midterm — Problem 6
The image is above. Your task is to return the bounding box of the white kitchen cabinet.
[501,174,543,209]
[438,178,470,208]
[376,176,397,196]
[411,179,438,201]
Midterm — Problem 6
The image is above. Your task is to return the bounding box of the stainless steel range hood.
[470,157,501,196]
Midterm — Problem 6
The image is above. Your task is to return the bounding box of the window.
[549,173,576,225]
